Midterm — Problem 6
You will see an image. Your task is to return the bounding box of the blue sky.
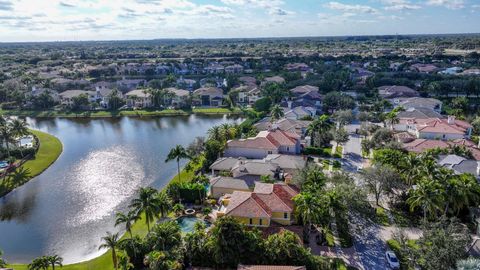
[0,0,479,42]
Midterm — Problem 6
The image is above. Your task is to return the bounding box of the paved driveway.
[341,123,364,173]
[350,213,388,270]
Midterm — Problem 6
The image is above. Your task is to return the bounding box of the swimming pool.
[0,161,9,169]
[176,216,210,233]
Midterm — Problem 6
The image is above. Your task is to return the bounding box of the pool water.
[0,161,9,168]
[176,216,210,233]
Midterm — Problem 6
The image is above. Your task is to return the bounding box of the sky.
[0,0,479,42]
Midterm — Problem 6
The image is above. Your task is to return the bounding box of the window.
[284,212,288,219]
[259,219,262,225]
[268,151,272,154]
[287,147,289,151]
[249,218,252,225]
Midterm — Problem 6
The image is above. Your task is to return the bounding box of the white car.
[385,251,400,269]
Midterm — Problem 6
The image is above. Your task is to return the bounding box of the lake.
[0,114,241,264]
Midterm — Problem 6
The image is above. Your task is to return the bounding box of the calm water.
[0,115,240,264]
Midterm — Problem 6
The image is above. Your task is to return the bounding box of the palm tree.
[99,232,120,270]
[115,210,139,239]
[0,122,14,157]
[117,253,134,270]
[10,167,31,185]
[207,125,223,142]
[220,123,237,141]
[0,249,6,268]
[384,111,399,130]
[9,118,29,138]
[292,192,322,242]
[270,104,284,121]
[155,191,172,218]
[46,255,63,270]
[28,256,49,270]
[306,115,333,147]
[406,179,444,221]
[129,187,160,233]
[401,154,422,186]
[165,145,190,182]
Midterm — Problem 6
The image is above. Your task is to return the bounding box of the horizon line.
[1,32,480,45]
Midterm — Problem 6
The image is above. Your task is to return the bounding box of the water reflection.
[0,115,241,263]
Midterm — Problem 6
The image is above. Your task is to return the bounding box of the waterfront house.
[59,90,96,107]
[209,176,251,199]
[253,118,310,137]
[165,87,190,108]
[224,129,301,159]
[192,87,223,107]
[125,89,152,108]
[218,183,299,227]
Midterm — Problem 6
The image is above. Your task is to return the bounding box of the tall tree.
[45,255,63,270]
[99,232,120,270]
[306,115,333,147]
[165,145,190,182]
[270,104,284,121]
[129,187,160,233]
[115,210,140,239]
[155,191,172,218]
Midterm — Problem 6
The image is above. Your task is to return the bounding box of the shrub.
[303,147,331,157]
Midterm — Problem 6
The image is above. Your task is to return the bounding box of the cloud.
[268,7,294,16]
[426,0,464,9]
[382,0,421,11]
[325,1,378,14]
[59,1,76,8]
[0,0,13,10]
[221,0,284,9]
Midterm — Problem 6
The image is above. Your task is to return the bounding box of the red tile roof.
[403,139,480,160]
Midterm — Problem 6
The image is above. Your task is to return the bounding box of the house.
[403,139,480,161]
[285,63,311,72]
[390,97,442,113]
[224,129,301,159]
[378,85,419,99]
[192,87,223,106]
[209,176,251,199]
[176,77,196,90]
[397,107,443,120]
[116,78,146,92]
[27,86,60,102]
[395,116,473,140]
[210,154,306,183]
[234,85,259,105]
[263,76,285,85]
[283,106,316,120]
[204,63,225,74]
[440,67,463,75]
[225,64,244,74]
[95,86,122,108]
[59,90,96,106]
[125,89,152,108]
[238,265,306,270]
[410,63,439,73]
[461,68,480,76]
[165,87,190,108]
[253,118,310,137]
[290,85,319,96]
[239,76,257,86]
[218,183,299,227]
[437,154,480,179]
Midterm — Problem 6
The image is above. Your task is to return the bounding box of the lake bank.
[0,115,241,264]
[0,130,62,198]
[6,162,197,270]
[0,108,243,118]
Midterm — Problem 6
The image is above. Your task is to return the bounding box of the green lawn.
[7,162,196,270]
[23,130,63,178]
[0,130,63,197]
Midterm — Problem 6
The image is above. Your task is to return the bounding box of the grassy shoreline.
[0,130,62,198]
[6,162,197,270]
[0,107,243,118]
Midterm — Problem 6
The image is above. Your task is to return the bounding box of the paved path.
[350,212,387,270]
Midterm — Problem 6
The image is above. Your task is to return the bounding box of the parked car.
[385,251,400,269]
